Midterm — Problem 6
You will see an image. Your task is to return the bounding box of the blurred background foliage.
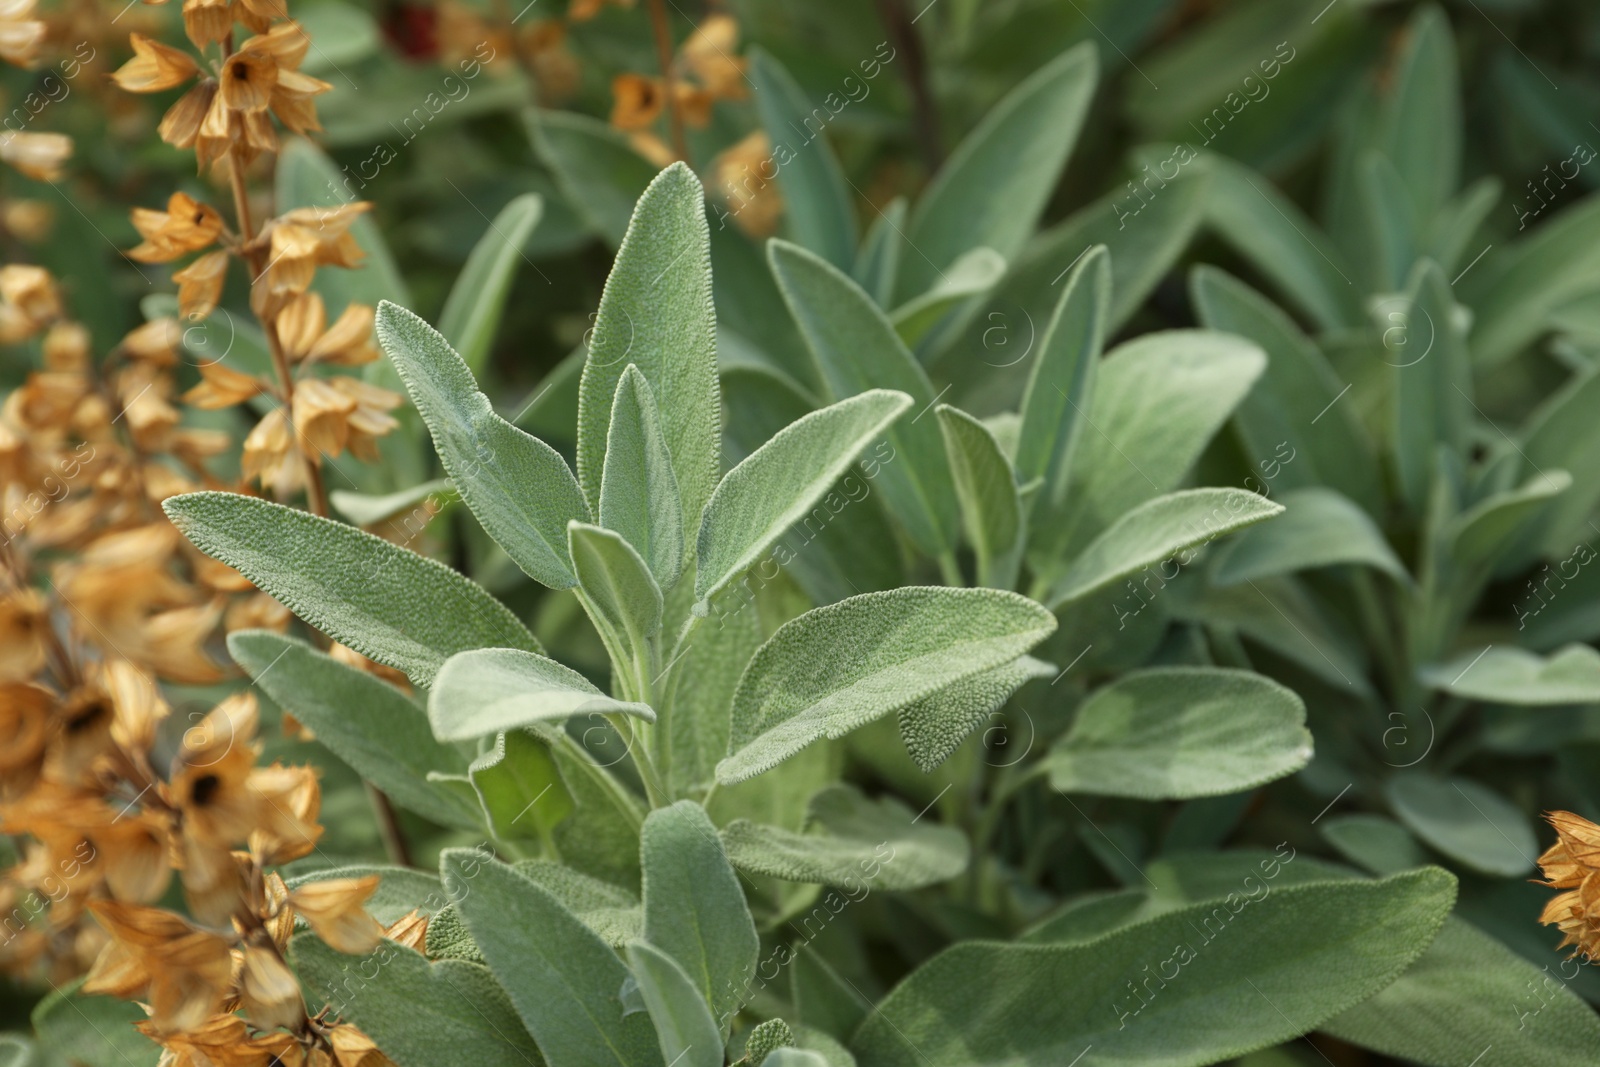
[11,0,1600,408]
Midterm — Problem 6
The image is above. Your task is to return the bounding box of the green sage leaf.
[1045,667,1312,800]
[719,588,1056,783]
[696,390,911,606]
[376,300,590,590]
[164,492,538,685]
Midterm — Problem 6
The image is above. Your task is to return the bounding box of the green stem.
[938,551,965,587]
[616,713,669,809]
[1352,570,1405,701]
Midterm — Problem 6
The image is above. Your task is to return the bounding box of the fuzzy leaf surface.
[936,404,1022,589]
[164,492,538,684]
[600,365,684,589]
[768,240,959,556]
[720,784,968,890]
[577,163,721,529]
[718,588,1056,783]
[625,941,723,1067]
[376,301,590,590]
[641,801,757,1032]
[696,390,910,605]
[897,42,1098,300]
[1048,488,1283,608]
[1045,668,1312,800]
[229,631,479,830]
[431,647,654,741]
[291,936,543,1067]
[897,656,1053,772]
[852,870,1455,1066]
[441,850,658,1067]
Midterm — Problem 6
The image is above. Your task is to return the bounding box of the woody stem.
[224,147,329,519]
[644,0,691,166]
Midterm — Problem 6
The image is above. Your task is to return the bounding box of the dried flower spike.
[1538,810,1600,960]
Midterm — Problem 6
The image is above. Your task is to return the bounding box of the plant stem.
[365,784,413,866]
[616,713,669,809]
[644,0,691,166]
[222,145,330,518]
[873,0,942,172]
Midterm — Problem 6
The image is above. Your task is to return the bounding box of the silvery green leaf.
[430,647,655,742]
[851,869,1455,1067]
[1372,5,1459,224]
[935,404,1022,589]
[422,904,482,964]
[852,197,906,305]
[376,300,590,590]
[1203,153,1361,331]
[290,935,542,1067]
[897,656,1053,772]
[547,729,646,890]
[1385,774,1535,877]
[767,239,959,557]
[469,728,575,840]
[748,48,856,270]
[939,160,1208,415]
[1392,261,1472,514]
[0,1035,28,1067]
[601,365,685,589]
[660,591,763,798]
[1045,667,1312,800]
[889,247,1006,351]
[578,163,721,532]
[1359,153,1421,294]
[1047,488,1284,608]
[513,858,641,947]
[163,492,539,685]
[1519,364,1600,558]
[1189,266,1380,512]
[1466,195,1600,367]
[1168,575,1373,698]
[1015,245,1109,536]
[1319,815,1431,877]
[228,630,480,830]
[625,941,724,1067]
[330,477,454,527]
[743,1020,794,1065]
[762,1052,829,1067]
[1048,331,1267,560]
[896,42,1098,301]
[1419,643,1600,705]
[720,784,968,890]
[570,521,664,680]
[441,849,659,1067]
[792,1028,856,1067]
[641,801,758,1033]
[1323,918,1600,1067]
[696,389,911,606]
[437,192,542,374]
[1210,488,1407,584]
[1444,471,1571,580]
[718,588,1056,783]
[714,371,908,605]
[31,980,157,1067]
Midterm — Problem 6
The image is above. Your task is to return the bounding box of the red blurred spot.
[383,3,439,61]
